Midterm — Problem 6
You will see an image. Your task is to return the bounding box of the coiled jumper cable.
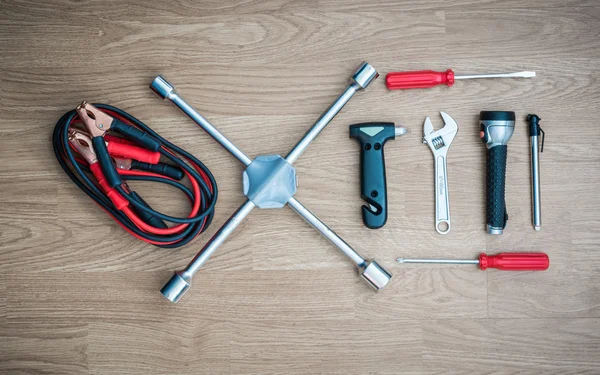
[53,102,217,248]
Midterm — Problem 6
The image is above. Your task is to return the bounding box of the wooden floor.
[2,0,600,373]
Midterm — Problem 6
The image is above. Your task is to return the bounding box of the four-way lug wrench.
[151,62,392,303]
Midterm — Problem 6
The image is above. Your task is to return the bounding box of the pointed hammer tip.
[395,126,408,137]
[396,258,405,263]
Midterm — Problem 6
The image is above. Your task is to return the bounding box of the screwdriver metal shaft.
[397,258,479,264]
[455,71,536,80]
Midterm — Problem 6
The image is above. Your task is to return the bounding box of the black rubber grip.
[527,114,541,136]
[349,123,397,229]
[112,120,161,151]
[486,145,508,229]
[130,160,185,180]
[92,136,122,188]
[358,140,388,229]
[128,191,168,228]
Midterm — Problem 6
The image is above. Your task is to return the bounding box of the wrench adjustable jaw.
[153,62,391,303]
[423,112,458,235]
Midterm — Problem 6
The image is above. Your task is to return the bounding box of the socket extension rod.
[152,62,392,303]
[397,252,550,271]
[386,69,535,90]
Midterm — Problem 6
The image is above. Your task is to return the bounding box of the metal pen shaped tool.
[527,114,544,231]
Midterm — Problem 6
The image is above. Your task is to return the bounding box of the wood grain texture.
[1,0,600,373]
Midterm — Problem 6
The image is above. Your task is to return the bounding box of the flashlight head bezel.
[480,111,515,149]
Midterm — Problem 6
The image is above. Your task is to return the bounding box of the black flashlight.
[479,111,515,234]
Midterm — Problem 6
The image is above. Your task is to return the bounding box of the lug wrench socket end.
[160,271,191,303]
[360,260,392,291]
[150,75,176,101]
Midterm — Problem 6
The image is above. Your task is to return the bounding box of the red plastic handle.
[103,134,137,146]
[386,69,455,90]
[90,162,129,210]
[106,142,160,164]
[479,252,549,271]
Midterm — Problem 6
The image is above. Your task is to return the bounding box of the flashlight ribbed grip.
[486,145,508,230]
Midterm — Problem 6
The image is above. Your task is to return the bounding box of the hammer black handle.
[360,139,388,228]
[349,122,397,229]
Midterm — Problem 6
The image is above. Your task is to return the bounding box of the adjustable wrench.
[423,112,458,234]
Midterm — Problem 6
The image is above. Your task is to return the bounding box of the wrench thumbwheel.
[431,136,445,149]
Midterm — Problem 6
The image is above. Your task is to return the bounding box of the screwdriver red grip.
[386,69,455,90]
[106,142,161,164]
[479,252,549,271]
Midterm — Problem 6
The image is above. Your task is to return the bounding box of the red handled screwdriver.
[386,69,536,90]
[396,252,549,271]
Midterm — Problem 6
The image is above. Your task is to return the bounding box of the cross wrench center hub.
[242,154,297,208]
[152,62,391,303]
